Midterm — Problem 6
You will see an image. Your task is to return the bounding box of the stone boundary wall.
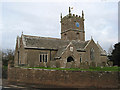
[8,67,119,88]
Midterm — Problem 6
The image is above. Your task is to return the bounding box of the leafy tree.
[109,42,120,66]
[2,49,14,66]
[2,49,14,78]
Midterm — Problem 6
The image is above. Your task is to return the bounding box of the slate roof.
[23,35,69,50]
[71,40,90,50]
[55,46,67,59]
[22,35,89,50]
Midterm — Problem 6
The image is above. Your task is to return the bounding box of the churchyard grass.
[23,66,120,71]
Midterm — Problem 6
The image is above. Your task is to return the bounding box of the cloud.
[2,2,118,52]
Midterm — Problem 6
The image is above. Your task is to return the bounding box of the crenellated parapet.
[60,7,85,23]
[61,13,84,22]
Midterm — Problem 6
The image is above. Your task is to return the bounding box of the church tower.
[60,7,85,41]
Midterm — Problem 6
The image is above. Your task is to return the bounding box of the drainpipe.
[50,50,51,61]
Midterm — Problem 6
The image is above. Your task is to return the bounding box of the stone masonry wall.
[8,67,119,88]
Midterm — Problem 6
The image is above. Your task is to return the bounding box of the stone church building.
[14,7,107,68]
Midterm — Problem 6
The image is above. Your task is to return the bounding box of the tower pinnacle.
[61,13,62,19]
[22,31,23,35]
[82,10,84,20]
[69,7,71,15]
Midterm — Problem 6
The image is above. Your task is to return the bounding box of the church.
[14,7,107,68]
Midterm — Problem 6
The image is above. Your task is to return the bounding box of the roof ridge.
[23,34,60,40]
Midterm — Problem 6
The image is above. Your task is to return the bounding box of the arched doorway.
[67,56,74,62]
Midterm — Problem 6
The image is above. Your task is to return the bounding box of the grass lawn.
[24,66,120,71]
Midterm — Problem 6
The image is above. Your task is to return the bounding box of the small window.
[80,56,82,63]
[40,54,42,62]
[70,47,73,52]
[45,54,47,62]
[76,32,79,34]
[39,53,48,63]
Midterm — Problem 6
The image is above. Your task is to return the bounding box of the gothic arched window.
[90,48,94,60]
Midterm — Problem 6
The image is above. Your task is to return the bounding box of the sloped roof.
[55,46,67,59]
[22,35,69,50]
[97,43,107,56]
[71,40,90,50]
[22,35,89,51]
[55,40,90,58]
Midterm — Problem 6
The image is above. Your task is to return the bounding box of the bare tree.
[108,45,113,56]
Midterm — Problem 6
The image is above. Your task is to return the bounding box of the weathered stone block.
[50,61,56,68]
[79,62,89,69]
[101,62,106,67]
[56,61,60,68]
[46,62,50,68]
[107,61,113,67]
[97,63,102,67]
[66,62,72,68]
[71,62,77,68]
[39,62,45,67]
[90,62,96,67]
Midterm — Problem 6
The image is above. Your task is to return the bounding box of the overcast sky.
[1,1,118,52]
